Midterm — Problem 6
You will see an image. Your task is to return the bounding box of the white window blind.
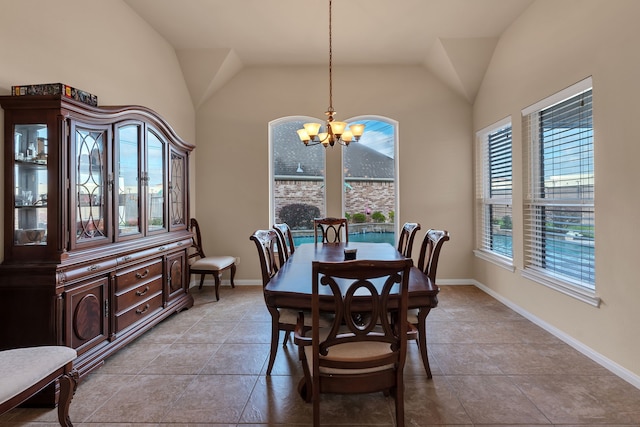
[476,118,513,263]
[522,78,595,295]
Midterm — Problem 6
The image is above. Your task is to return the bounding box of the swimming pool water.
[293,232,396,246]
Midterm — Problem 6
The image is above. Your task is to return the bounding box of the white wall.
[0,0,196,261]
[195,65,474,282]
[474,0,640,380]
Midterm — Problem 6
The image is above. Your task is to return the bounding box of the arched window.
[342,117,398,244]
[269,117,326,244]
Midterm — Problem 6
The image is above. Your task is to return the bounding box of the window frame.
[521,77,599,307]
[341,116,399,243]
[474,117,515,271]
[269,116,327,238]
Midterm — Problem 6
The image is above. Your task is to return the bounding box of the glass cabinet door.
[75,125,108,244]
[169,148,187,230]
[116,124,142,237]
[13,124,48,246]
[146,129,166,232]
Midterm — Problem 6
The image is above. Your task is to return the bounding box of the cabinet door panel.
[115,123,142,239]
[72,123,112,247]
[13,124,49,246]
[166,251,186,302]
[65,276,109,354]
[146,128,166,233]
[169,148,187,231]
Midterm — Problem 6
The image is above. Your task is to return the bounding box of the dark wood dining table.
[263,242,439,312]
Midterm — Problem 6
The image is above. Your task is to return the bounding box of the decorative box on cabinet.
[0,95,195,400]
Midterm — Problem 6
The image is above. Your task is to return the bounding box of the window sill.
[521,267,601,307]
[474,249,515,272]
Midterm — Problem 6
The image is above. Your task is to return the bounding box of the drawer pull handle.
[136,304,150,315]
[158,246,166,251]
[87,264,99,272]
[177,242,183,246]
[136,286,150,297]
[123,255,132,261]
[135,269,149,279]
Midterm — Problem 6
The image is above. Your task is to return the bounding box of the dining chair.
[313,217,348,243]
[397,222,421,259]
[294,259,416,427]
[273,222,295,265]
[410,229,450,378]
[250,229,322,375]
[188,218,236,301]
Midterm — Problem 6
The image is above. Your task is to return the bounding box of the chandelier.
[296,0,365,147]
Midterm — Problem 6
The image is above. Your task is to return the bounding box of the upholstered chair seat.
[190,255,235,273]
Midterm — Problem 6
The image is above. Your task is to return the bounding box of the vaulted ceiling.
[123,0,534,108]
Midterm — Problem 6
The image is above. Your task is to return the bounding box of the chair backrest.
[417,229,450,282]
[273,223,295,262]
[189,218,206,261]
[310,259,413,420]
[313,217,348,243]
[249,229,284,287]
[397,222,421,258]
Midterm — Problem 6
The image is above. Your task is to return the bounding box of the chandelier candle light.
[296,0,365,147]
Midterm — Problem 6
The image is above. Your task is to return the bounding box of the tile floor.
[2,284,640,426]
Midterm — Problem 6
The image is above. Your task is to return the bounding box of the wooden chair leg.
[198,274,205,290]
[395,378,405,427]
[229,264,236,288]
[267,307,280,375]
[57,370,78,427]
[214,272,221,301]
[282,331,291,346]
[417,308,433,378]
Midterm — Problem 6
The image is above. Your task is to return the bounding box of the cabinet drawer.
[115,259,163,292]
[115,292,162,333]
[114,276,163,313]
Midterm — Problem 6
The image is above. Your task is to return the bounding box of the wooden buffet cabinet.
[0,95,195,393]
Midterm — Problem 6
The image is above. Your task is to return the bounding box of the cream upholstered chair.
[294,259,415,427]
[409,229,450,378]
[188,218,236,301]
[397,222,421,259]
[0,346,78,426]
[313,217,348,243]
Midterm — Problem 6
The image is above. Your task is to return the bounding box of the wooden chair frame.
[397,222,421,258]
[412,229,450,377]
[273,223,295,265]
[188,218,236,301]
[0,347,78,427]
[313,217,348,243]
[250,229,301,375]
[295,259,415,427]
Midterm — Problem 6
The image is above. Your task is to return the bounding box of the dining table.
[263,242,440,312]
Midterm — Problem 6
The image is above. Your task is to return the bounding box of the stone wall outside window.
[273,180,395,224]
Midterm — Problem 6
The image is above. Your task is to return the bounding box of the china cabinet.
[0,95,195,394]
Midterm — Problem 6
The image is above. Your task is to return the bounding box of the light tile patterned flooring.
[2,284,640,426]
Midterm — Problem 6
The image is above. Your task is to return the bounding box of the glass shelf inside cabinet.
[14,124,48,246]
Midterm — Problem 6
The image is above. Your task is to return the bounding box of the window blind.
[476,119,512,260]
[522,78,595,291]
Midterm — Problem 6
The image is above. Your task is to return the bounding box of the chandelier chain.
[295,0,365,147]
[328,0,333,114]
